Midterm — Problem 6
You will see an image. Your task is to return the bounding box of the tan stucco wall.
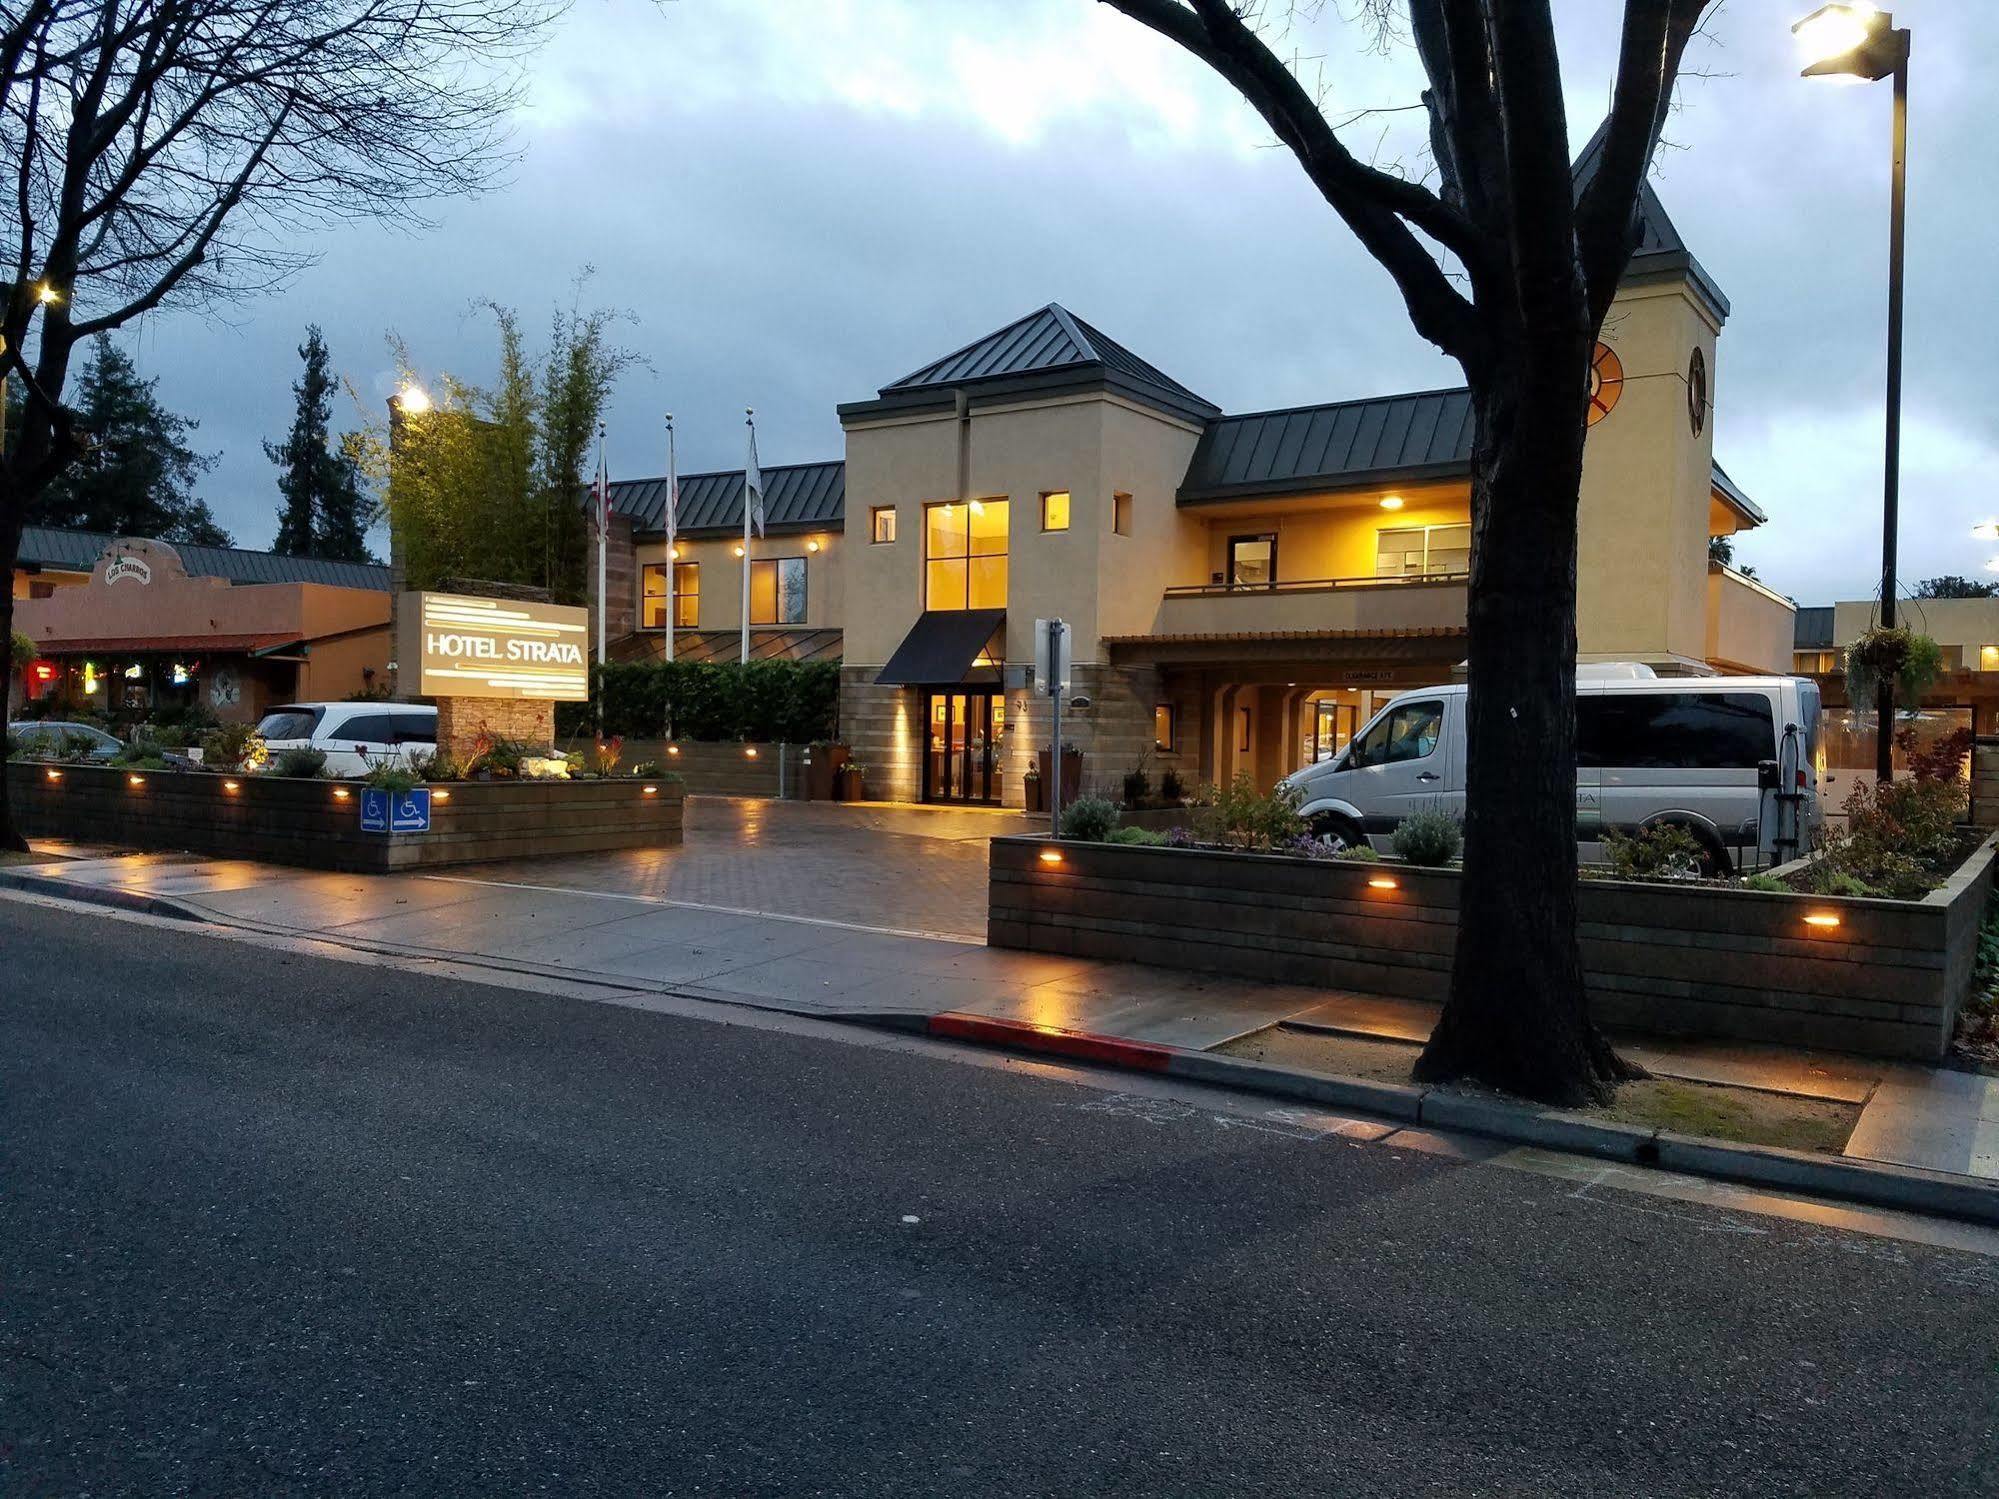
[1832,597,1999,665]
[1577,277,1722,668]
[631,525,842,636]
[13,566,91,600]
[1704,566,1795,674]
[1184,490,1469,590]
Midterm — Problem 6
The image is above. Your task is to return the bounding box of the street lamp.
[1793,3,1911,783]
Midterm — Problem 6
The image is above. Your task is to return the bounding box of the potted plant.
[801,741,850,801]
[1845,624,1944,704]
[1024,762,1045,813]
[834,761,865,802]
[1036,745,1083,812]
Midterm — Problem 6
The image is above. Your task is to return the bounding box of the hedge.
[558,659,841,743]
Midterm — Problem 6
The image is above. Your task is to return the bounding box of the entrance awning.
[874,609,1005,686]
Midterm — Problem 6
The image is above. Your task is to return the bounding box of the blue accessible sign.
[359,787,431,834]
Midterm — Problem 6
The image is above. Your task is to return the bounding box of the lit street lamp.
[1793,3,1911,782]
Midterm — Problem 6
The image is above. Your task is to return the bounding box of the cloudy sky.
[115,0,1994,607]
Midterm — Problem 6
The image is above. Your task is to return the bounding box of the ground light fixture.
[1804,912,1843,929]
[1038,849,1064,865]
[223,780,240,792]
[744,746,758,758]
[433,789,451,802]
[1793,3,1910,783]
[642,785,658,796]
[1367,876,1398,891]
[127,773,145,787]
[666,745,681,756]
[44,768,61,782]
[333,787,351,801]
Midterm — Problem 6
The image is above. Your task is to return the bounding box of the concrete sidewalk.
[11,841,1996,1184]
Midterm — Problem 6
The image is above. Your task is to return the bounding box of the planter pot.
[1036,747,1082,814]
[799,744,850,801]
[1024,775,1045,814]
[833,765,865,802]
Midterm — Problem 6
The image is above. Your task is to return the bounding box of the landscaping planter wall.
[9,762,684,873]
[560,739,809,799]
[989,834,1999,1062]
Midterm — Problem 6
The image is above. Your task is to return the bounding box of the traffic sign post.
[1035,618,1069,837]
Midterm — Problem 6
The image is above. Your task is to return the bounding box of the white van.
[255,702,438,779]
[1279,665,1822,874]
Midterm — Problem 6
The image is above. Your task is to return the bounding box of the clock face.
[1688,347,1708,436]
[1587,342,1624,427]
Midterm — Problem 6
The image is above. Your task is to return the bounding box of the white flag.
[745,414,766,540]
[664,416,678,544]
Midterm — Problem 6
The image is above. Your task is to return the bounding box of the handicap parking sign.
[360,787,431,834]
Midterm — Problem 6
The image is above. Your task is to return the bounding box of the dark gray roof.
[1571,120,1728,317]
[608,461,845,537]
[18,525,389,590]
[1182,386,1764,523]
[1793,605,1835,650]
[1180,388,1475,502]
[883,303,1213,409]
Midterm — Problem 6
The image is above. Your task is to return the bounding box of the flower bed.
[6,760,684,873]
[989,831,1999,1063]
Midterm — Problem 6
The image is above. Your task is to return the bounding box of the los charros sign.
[409,591,589,702]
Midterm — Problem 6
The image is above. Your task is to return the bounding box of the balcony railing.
[1163,570,1470,598]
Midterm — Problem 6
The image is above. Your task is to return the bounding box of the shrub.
[1058,795,1121,843]
[591,734,624,776]
[59,731,103,762]
[362,762,419,793]
[3,730,18,762]
[271,746,328,779]
[1740,873,1788,893]
[1196,773,1306,851]
[199,723,263,771]
[1160,768,1186,802]
[1121,766,1151,806]
[1814,749,1969,898]
[588,658,841,743]
[1280,834,1347,861]
[407,748,461,782]
[1106,825,1165,846]
[1338,844,1382,863]
[1391,809,1462,866]
[466,733,530,779]
[1601,822,1706,881]
[1844,625,1944,703]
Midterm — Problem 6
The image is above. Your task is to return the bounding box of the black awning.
[874,609,1005,686]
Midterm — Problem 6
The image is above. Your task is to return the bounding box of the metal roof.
[1571,119,1728,317]
[1181,388,1476,502]
[607,461,844,537]
[1181,387,1763,525]
[19,525,389,591]
[611,627,844,666]
[874,303,1216,415]
[1793,605,1835,650]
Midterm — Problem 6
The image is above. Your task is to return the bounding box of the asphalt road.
[4,899,1997,1497]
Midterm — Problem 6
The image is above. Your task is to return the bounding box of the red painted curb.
[927,1012,1175,1072]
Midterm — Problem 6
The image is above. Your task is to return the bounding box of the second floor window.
[871,506,897,543]
[1228,533,1277,588]
[925,498,1008,611]
[1376,523,1471,579]
[641,561,698,628]
[750,557,808,625]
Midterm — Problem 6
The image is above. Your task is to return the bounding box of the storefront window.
[750,557,808,625]
[641,562,698,628]
[925,499,1008,611]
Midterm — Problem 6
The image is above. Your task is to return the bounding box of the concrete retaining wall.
[1973,738,1999,829]
[8,762,684,872]
[559,738,819,799]
[989,834,1999,1062]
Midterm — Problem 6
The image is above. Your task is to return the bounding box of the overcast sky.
[113,0,1995,608]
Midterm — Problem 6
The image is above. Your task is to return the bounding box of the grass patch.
[1217,1024,1859,1154]
[0,848,65,867]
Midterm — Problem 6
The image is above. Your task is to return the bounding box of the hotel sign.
[411,591,589,701]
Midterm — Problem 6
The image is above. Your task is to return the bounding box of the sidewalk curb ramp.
[884,1011,1999,1231]
[0,868,204,922]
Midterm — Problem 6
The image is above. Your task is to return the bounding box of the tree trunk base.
[1414,991,1645,1109]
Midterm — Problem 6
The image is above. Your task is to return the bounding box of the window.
[1375,524,1471,579]
[750,557,808,625]
[1348,701,1444,770]
[871,506,897,544]
[1112,491,1133,536]
[642,561,699,629]
[1228,533,1277,588]
[1041,491,1070,532]
[925,499,1008,611]
[1576,691,1777,770]
[1154,704,1176,752]
[256,708,323,741]
[1238,706,1251,754]
[328,713,396,745]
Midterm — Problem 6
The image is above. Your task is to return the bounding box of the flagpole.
[664,413,677,666]
[741,408,754,667]
[594,420,608,669]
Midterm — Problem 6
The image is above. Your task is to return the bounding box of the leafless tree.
[1104,0,1712,1104]
[0,0,567,848]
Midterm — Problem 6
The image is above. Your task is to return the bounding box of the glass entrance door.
[924,691,1002,804]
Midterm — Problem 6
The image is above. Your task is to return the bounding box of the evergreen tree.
[266,325,375,561]
[28,339,231,546]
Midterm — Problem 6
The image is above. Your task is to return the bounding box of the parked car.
[254,702,438,779]
[1279,664,1822,874]
[10,720,123,762]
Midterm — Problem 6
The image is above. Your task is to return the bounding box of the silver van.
[1279,665,1822,874]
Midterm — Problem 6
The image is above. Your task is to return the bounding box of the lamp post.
[1793,3,1911,783]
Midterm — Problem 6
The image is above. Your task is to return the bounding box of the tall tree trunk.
[1413,339,1638,1106]
[0,532,27,853]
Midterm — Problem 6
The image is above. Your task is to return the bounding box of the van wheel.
[1656,822,1731,878]
[1310,814,1366,852]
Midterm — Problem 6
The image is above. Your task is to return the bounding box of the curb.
[893,1011,1999,1230]
[0,868,204,922]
